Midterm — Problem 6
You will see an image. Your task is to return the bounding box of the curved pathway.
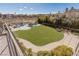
[17,32,79,53]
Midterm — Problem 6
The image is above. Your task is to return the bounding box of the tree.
[62,19,72,28]
[70,20,79,29]
[51,45,73,56]
[45,16,49,23]
[71,7,74,10]
[65,8,68,12]
[38,17,41,23]
[55,17,62,28]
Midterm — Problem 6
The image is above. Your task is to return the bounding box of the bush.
[27,48,33,56]
[19,43,33,56]
[37,50,51,56]
[51,45,73,56]
[56,28,63,32]
[19,42,28,55]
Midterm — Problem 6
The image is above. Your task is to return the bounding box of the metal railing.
[4,23,24,56]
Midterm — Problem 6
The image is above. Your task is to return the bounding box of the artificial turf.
[14,25,64,46]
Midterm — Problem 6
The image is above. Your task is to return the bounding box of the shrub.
[19,42,28,55]
[37,50,51,56]
[51,45,73,56]
[27,48,33,56]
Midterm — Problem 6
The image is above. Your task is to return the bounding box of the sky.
[0,3,79,14]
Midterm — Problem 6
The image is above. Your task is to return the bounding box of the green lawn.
[14,25,64,46]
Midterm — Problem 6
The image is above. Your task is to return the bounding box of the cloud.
[24,7,34,10]
[30,8,34,10]
[24,7,27,9]
[18,7,34,11]
[19,8,23,11]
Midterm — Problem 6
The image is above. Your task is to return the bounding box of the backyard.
[14,25,64,46]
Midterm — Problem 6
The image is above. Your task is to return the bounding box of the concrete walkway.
[17,32,79,53]
[0,35,10,56]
